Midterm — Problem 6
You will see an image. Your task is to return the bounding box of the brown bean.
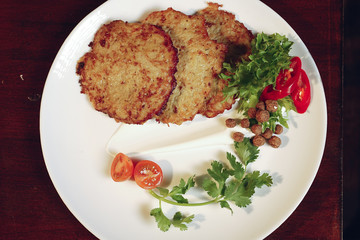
[232,132,244,142]
[265,100,278,113]
[256,101,265,110]
[225,118,237,128]
[252,135,266,147]
[268,136,281,148]
[274,124,283,134]
[262,128,273,139]
[255,109,270,123]
[247,107,256,119]
[251,124,262,135]
[240,118,250,128]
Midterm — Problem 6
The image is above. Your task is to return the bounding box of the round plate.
[40,0,327,239]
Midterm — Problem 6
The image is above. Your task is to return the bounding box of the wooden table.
[0,0,342,239]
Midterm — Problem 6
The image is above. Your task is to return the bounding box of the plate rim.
[40,0,328,239]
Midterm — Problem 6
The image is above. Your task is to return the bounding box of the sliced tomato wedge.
[275,56,302,94]
[134,160,163,190]
[110,153,134,182]
[290,69,311,113]
[259,85,288,101]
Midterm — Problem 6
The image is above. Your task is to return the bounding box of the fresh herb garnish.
[220,33,293,112]
[260,96,296,132]
[148,138,273,231]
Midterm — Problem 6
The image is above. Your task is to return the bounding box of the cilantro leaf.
[169,177,195,195]
[254,172,273,188]
[171,194,189,204]
[172,212,194,231]
[148,140,273,233]
[207,161,229,183]
[223,179,252,208]
[219,200,233,214]
[234,138,259,166]
[202,178,220,198]
[168,176,195,203]
[226,152,245,180]
[206,161,231,196]
[150,208,194,232]
[238,171,272,197]
[150,208,172,232]
[241,172,261,197]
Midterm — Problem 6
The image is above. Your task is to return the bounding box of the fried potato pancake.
[76,20,178,124]
[196,2,254,118]
[143,8,227,125]
[200,77,236,118]
[197,2,253,63]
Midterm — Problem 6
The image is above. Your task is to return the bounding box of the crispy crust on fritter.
[201,77,235,118]
[76,20,178,124]
[197,2,254,63]
[196,2,254,118]
[143,8,227,125]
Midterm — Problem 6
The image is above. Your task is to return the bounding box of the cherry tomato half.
[110,153,134,182]
[275,56,302,94]
[290,69,311,113]
[134,160,163,190]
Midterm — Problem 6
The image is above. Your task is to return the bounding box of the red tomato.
[110,153,134,182]
[259,85,288,101]
[291,69,311,113]
[133,160,163,190]
[275,56,302,94]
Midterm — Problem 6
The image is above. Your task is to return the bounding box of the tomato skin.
[110,153,134,182]
[291,69,311,113]
[275,56,302,94]
[259,85,288,101]
[261,57,303,102]
[134,160,163,190]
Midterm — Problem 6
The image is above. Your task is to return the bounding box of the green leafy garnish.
[261,96,297,131]
[220,33,293,112]
[234,138,259,165]
[145,32,297,232]
[150,208,194,231]
[148,139,273,231]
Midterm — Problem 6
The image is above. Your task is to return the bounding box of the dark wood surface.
[0,0,342,239]
[343,1,360,239]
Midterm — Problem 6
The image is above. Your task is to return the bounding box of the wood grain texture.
[262,0,342,239]
[0,0,342,239]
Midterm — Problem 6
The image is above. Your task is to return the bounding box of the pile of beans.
[225,100,283,148]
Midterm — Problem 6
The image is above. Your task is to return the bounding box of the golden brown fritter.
[143,8,227,125]
[200,77,235,118]
[196,2,254,63]
[196,2,254,118]
[76,20,178,124]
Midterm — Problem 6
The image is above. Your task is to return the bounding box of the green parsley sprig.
[148,138,273,231]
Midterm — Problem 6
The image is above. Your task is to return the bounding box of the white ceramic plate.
[40,0,327,239]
